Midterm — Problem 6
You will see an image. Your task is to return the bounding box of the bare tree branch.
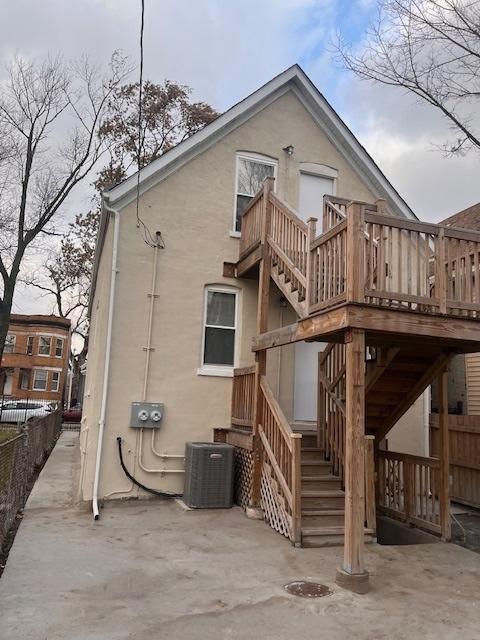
[335,0,480,155]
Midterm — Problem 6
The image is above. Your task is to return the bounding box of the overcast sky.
[2,0,479,314]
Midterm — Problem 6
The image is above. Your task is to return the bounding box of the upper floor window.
[55,338,63,358]
[26,336,34,355]
[38,336,51,356]
[201,287,238,373]
[4,334,15,354]
[234,153,277,232]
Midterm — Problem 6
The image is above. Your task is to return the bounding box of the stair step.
[301,509,345,526]
[301,489,345,509]
[301,476,341,490]
[301,526,374,548]
[301,461,332,476]
[301,449,325,461]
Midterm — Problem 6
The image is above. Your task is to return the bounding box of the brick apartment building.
[0,314,71,402]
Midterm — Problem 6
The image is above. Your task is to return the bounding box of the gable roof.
[104,64,416,219]
[441,202,480,231]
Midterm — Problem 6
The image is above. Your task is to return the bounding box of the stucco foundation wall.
[385,395,428,457]
[79,89,418,502]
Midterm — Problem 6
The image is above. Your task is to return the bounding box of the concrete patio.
[0,432,479,640]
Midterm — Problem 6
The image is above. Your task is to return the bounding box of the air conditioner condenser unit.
[183,442,234,509]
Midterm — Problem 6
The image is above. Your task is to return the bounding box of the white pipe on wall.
[92,202,120,520]
[142,234,160,402]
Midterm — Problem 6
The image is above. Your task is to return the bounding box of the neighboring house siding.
[79,89,424,502]
[466,353,480,415]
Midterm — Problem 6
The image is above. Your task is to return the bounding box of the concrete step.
[301,489,345,509]
[301,476,342,491]
[301,526,375,548]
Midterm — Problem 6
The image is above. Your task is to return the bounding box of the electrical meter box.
[130,402,164,429]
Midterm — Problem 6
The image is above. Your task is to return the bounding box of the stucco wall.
[385,395,428,457]
[79,89,421,502]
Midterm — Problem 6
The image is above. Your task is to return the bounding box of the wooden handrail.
[231,367,256,430]
[259,375,302,544]
[267,236,307,288]
[260,376,297,443]
[258,428,293,507]
[269,192,308,232]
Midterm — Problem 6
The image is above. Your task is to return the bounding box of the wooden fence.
[430,413,480,509]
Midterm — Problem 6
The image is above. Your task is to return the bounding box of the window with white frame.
[51,371,60,392]
[26,336,34,355]
[38,336,51,356]
[234,153,276,232]
[202,288,237,369]
[32,369,48,391]
[4,334,15,354]
[55,338,63,358]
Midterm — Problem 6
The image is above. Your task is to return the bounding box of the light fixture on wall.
[282,144,294,156]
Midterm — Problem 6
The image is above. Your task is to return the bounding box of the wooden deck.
[238,189,480,349]
[223,178,480,594]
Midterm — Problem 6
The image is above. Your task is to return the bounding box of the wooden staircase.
[230,179,480,571]
[291,427,374,547]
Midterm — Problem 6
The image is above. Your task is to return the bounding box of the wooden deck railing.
[231,366,256,430]
[269,193,309,302]
[318,342,346,480]
[239,185,480,321]
[258,375,302,544]
[377,449,447,535]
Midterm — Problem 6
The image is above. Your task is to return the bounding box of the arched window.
[233,152,277,232]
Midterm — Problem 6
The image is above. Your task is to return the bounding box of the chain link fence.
[0,410,62,545]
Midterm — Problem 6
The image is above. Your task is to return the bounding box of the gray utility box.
[183,442,234,509]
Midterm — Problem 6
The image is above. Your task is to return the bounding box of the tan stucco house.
[79,65,429,516]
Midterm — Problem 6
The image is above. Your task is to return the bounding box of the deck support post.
[250,177,274,509]
[438,368,451,541]
[336,328,369,594]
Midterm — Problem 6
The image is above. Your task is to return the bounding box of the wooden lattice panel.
[233,447,253,510]
[260,461,292,540]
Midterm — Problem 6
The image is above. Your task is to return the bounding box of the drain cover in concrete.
[284,581,332,598]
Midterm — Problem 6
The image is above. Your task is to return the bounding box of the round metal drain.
[284,581,332,598]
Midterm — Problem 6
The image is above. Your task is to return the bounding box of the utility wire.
[135,0,158,248]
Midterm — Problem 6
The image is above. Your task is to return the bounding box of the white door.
[298,173,334,229]
[293,173,334,422]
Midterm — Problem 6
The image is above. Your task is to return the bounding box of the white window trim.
[55,338,64,358]
[4,333,16,353]
[38,335,52,357]
[32,369,48,391]
[232,152,278,234]
[50,371,60,392]
[198,285,239,377]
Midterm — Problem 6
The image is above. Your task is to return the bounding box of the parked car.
[0,400,53,423]
[62,406,82,423]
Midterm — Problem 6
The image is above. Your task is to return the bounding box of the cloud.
[2,0,479,315]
